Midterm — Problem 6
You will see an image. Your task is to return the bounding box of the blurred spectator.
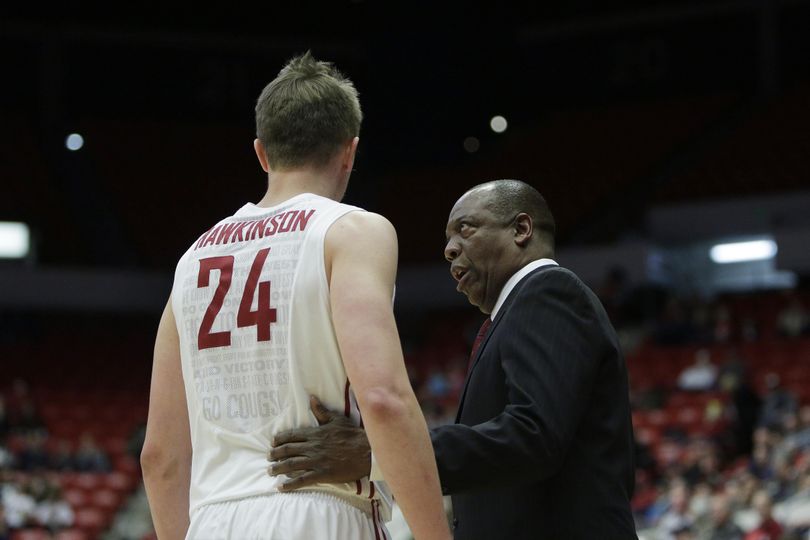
[744,490,782,540]
[421,402,453,429]
[720,359,760,456]
[782,406,810,454]
[658,480,695,540]
[30,486,73,532]
[23,474,50,504]
[48,440,74,471]
[718,350,745,391]
[655,296,695,345]
[0,503,8,540]
[446,363,466,400]
[776,296,809,338]
[713,304,732,344]
[0,474,35,529]
[696,492,743,540]
[739,472,762,508]
[425,367,450,400]
[678,349,718,392]
[767,455,794,502]
[688,482,712,523]
[598,266,630,324]
[17,431,48,471]
[749,444,775,481]
[127,423,146,459]
[0,396,9,440]
[74,432,110,472]
[635,436,658,480]
[740,316,758,342]
[0,448,12,470]
[673,523,696,540]
[758,373,798,428]
[696,451,722,488]
[4,380,30,415]
[724,478,746,515]
[691,302,714,344]
[12,400,45,435]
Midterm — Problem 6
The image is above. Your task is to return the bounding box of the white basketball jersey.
[171,192,391,519]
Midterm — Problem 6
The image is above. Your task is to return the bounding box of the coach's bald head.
[469,180,556,255]
[444,179,556,314]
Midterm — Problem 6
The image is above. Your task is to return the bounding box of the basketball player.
[141,52,450,540]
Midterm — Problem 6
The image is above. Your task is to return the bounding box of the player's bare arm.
[326,211,451,540]
[141,298,193,540]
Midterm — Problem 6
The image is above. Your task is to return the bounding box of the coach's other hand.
[268,395,371,491]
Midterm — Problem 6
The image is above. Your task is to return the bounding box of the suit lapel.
[454,311,503,422]
[453,265,556,423]
[453,286,524,422]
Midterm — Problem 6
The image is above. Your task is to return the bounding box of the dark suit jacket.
[431,265,637,540]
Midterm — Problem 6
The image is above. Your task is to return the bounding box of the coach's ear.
[254,139,270,173]
[514,212,533,247]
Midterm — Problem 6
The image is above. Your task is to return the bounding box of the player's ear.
[340,137,359,172]
[254,139,270,173]
[514,213,533,247]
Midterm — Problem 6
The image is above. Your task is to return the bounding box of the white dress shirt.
[490,258,558,318]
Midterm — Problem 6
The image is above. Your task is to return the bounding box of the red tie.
[468,318,492,370]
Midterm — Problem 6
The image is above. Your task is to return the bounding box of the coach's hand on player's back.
[268,395,372,491]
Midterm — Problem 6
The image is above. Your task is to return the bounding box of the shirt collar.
[490,258,558,318]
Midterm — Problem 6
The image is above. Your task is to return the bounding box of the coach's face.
[444,189,520,315]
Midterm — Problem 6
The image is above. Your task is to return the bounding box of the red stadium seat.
[11,530,51,540]
[73,473,102,491]
[634,426,662,447]
[114,455,140,476]
[74,508,107,538]
[103,471,136,494]
[654,441,685,467]
[64,487,88,508]
[91,488,122,511]
[646,410,670,427]
[54,529,89,540]
[675,406,702,425]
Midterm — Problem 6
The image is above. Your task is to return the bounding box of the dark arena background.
[2,2,810,539]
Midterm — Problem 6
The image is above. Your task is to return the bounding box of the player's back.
[170,192,387,517]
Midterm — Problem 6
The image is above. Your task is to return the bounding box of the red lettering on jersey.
[244,220,259,241]
[195,208,316,252]
[237,247,277,341]
[278,210,299,233]
[248,218,270,241]
[229,221,250,243]
[202,225,222,248]
[259,218,269,237]
[265,213,283,236]
[196,249,278,349]
[197,255,234,349]
[216,222,238,245]
[195,227,213,250]
[293,209,316,231]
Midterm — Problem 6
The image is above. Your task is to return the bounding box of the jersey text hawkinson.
[194,209,316,250]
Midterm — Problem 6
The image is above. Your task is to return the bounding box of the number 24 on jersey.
[196,247,277,350]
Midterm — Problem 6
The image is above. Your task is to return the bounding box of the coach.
[269,180,638,539]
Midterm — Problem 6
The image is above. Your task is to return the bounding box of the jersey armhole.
[320,208,364,293]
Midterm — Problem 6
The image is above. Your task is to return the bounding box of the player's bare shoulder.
[324,211,398,284]
[326,211,397,252]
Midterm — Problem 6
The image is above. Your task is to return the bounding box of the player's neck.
[255,169,345,207]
